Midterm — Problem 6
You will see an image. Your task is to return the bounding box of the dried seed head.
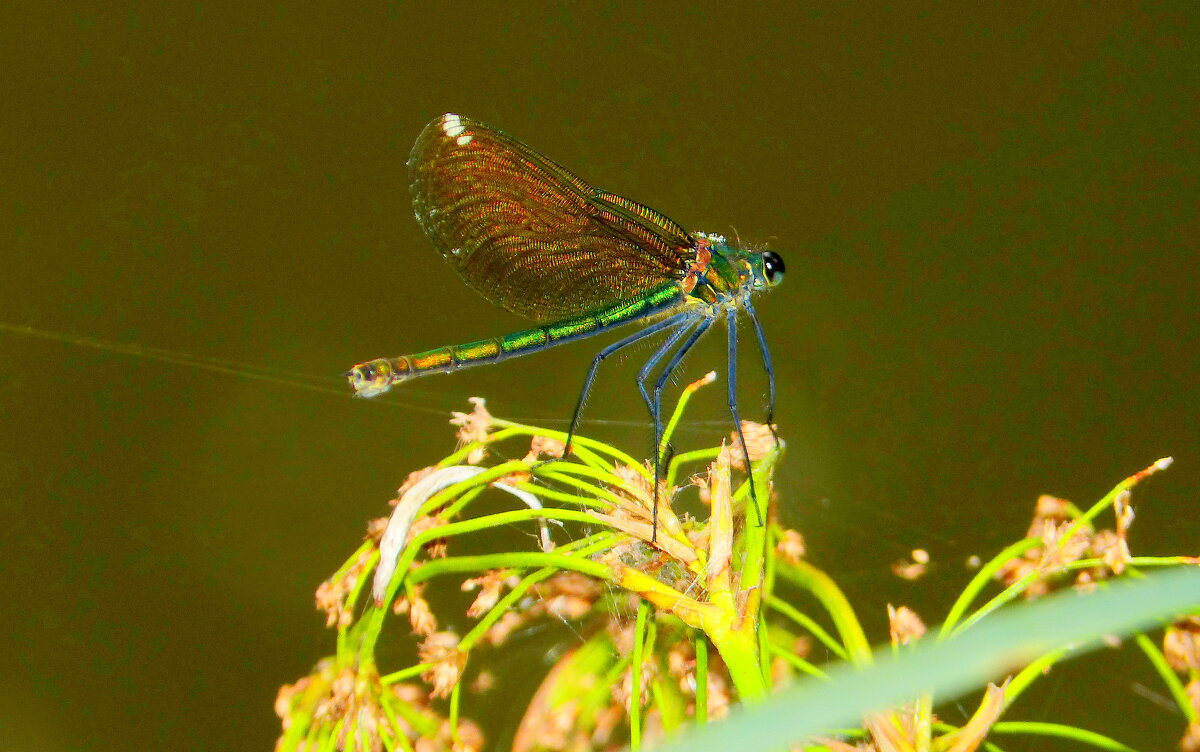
[522,434,566,463]
[450,397,493,464]
[277,661,429,752]
[451,720,485,752]
[1038,521,1090,571]
[728,420,776,469]
[463,570,510,618]
[1181,720,1200,752]
[406,585,438,636]
[892,549,929,581]
[398,465,438,496]
[615,661,658,709]
[1089,528,1131,577]
[776,528,806,565]
[888,604,926,646]
[409,516,449,558]
[315,547,375,628]
[614,462,654,507]
[470,670,496,694]
[366,516,390,540]
[666,640,694,680]
[1164,617,1200,673]
[485,610,526,646]
[419,632,466,699]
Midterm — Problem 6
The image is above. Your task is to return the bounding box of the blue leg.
[633,319,700,540]
[645,314,715,539]
[743,298,779,441]
[562,311,694,456]
[635,317,701,436]
[727,311,763,525]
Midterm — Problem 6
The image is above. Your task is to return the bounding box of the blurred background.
[1,3,1196,750]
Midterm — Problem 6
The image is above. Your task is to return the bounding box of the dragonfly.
[347,113,784,532]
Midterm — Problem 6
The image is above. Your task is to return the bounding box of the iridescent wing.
[409,113,697,322]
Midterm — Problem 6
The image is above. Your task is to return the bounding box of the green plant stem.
[423,506,598,540]
[766,644,828,680]
[448,681,462,746]
[694,634,708,726]
[1004,645,1070,705]
[668,447,721,488]
[707,618,769,701]
[658,568,1200,752]
[412,552,610,583]
[953,555,1198,638]
[378,699,415,752]
[440,426,526,466]
[915,691,932,752]
[336,546,382,654]
[418,460,531,514]
[988,721,1138,751]
[510,480,607,509]
[1134,631,1197,723]
[459,567,555,651]
[940,538,1041,639]
[380,663,430,684]
[490,417,648,479]
[775,559,872,666]
[766,595,848,661]
[533,467,629,509]
[362,520,614,658]
[659,371,715,457]
[631,600,650,749]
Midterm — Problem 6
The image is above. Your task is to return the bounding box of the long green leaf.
[655,567,1200,752]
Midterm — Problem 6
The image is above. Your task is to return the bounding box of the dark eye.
[762,251,785,285]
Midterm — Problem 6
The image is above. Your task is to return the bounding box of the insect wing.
[409,113,696,321]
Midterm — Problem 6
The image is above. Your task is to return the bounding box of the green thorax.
[686,232,776,306]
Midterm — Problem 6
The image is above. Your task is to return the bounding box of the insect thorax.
[687,232,766,306]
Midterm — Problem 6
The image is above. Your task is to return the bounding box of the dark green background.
[2,3,1196,750]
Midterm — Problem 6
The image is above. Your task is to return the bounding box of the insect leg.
[728,310,763,525]
[562,311,694,458]
[646,313,715,539]
[635,317,701,435]
[743,298,778,443]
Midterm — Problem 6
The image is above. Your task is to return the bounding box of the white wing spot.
[441,113,465,138]
[456,134,472,146]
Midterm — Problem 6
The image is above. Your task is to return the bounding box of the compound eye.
[762,251,785,285]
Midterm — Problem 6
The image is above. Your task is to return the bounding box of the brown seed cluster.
[449,397,493,464]
[775,528,806,566]
[483,572,604,646]
[727,420,776,470]
[521,433,567,463]
[995,494,1137,597]
[1165,617,1200,752]
[418,631,467,699]
[314,547,376,628]
[887,604,926,646]
[275,660,483,752]
[891,548,930,581]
